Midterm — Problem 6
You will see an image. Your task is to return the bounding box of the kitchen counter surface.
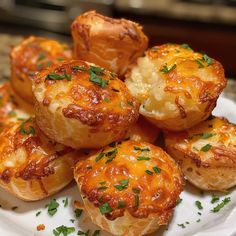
[0,33,235,102]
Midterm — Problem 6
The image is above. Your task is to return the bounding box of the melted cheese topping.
[165,116,236,168]
[74,140,184,220]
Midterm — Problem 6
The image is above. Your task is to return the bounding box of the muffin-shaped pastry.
[74,140,184,236]
[32,60,139,149]
[10,36,72,103]
[165,116,236,191]
[71,10,148,77]
[125,44,227,131]
[126,116,160,144]
[0,82,33,132]
[0,117,78,201]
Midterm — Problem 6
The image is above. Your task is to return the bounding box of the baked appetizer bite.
[32,60,139,149]
[125,43,227,131]
[10,36,71,103]
[165,116,236,191]
[71,10,148,77]
[0,82,33,132]
[126,116,160,144]
[0,117,78,201]
[74,140,184,235]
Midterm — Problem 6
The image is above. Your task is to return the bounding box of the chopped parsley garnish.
[71,65,87,71]
[177,223,186,228]
[89,66,107,88]
[8,110,16,117]
[201,144,212,152]
[70,219,75,223]
[118,201,126,209]
[211,195,220,204]
[153,166,161,173]
[202,133,215,139]
[195,200,203,210]
[135,194,140,207]
[181,43,192,50]
[95,152,105,162]
[160,64,177,74]
[46,73,71,81]
[195,59,204,68]
[95,148,118,163]
[137,156,150,161]
[145,170,153,175]
[114,179,129,191]
[53,225,75,236]
[202,54,213,65]
[36,211,41,217]
[104,97,110,103]
[134,147,150,152]
[211,197,231,213]
[63,197,69,207]
[99,203,113,215]
[74,209,83,218]
[77,230,90,236]
[176,197,182,205]
[198,212,202,215]
[19,117,35,135]
[47,199,59,216]
[98,181,108,191]
[196,219,201,223]
[132,188,140,194]
[92,230,100,236]
[37,53,46,61]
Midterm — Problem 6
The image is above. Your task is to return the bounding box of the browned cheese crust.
[32,60,140,149]
[74,140,184,235]
[125,44,227,131]
[0,117,79,201]
[71,10,148,77]
[165,116,236,191]
[10,36,72,103]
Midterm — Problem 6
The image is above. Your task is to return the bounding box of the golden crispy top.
[33,60,139,127]
[0,117,74,183]
[11,36,71,79]
[74,140,184,220]
[165,116,236,168]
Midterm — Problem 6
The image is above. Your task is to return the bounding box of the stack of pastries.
[0,10,233,236]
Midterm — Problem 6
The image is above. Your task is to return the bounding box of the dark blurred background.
[0,0,236,78]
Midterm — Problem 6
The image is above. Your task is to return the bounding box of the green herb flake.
[92,230,100,236]
[37,53,46,61]
[134,147,150,152]
[202,133,215,139]
[137,156,150,161]
[99,203,113,215]
[47,199,59,216]
[160,64,177,74]
[98,186,108,191]
[152,47,158,52]
[153,166,161,174]
[95,152,105,162]
[211,197,231,213]
[181,43,192,50]
[211,195,220,204]
[145,170,153,175]
[201,144,212,152]
[74,208,83,218]
[19,117,35,136]
[177,223,186,228]
[56,57,65,61]
[77,230,90,236]
[132,188,140,194]
[135,194,140,207]
[8,110,17,117]
[114,179,129,191]
[195,200,203,210]
[63,197,69,207]
[46,73,71,81]
[176,197,182,205]
[71,65,87,71]
[196,219,201,223]
[118,201,126,209]
[104,97,110,103]
[195,59,204,68]
[36,211,41,217]
[53,225,75,236]
[70,219,75,223]
[202,54,213,66]
[89,73,108,88]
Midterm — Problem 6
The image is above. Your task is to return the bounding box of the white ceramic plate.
[0,96,236,236]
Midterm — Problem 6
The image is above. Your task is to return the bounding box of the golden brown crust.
[0,118,79,201]
[33,60,140,149]
[125,44,227,131]
[10,36,72,103]
[71,10,148,77]
[165,116,236,191]
[0,82,33,132]
[74,140,184,235]
[126,116,160,144]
